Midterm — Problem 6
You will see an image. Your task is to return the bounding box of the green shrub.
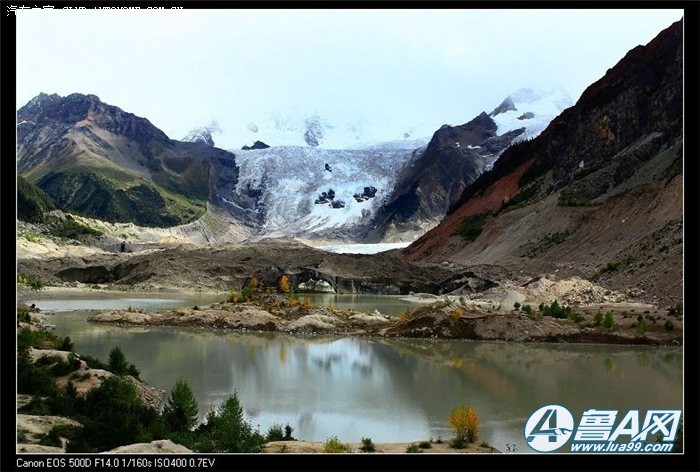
[17,308,31,324]
[668,303,683,316]
[513,302,521,310]
[501,182,542,212]
[664,320,675,331]
[594,312,604,325]
[59,336,74,351]
[265,423,285,442]
[418,440,432,449]
[603,312,615,329]
[521,304,534,316]
[636,318,648,335]
[17,346,58,396]
[600,261,619,274]
[49,216,103,239]
[539,300,573,319]
[38,428,63,447]
[17,326,64,350]
[50,353,81,377]
[80,354,110,371]
[454,212,490,242]
[406,443,422,453]
[50,424,80,442]
[558,195,593,207]
[323,436,351,453]
[359,436,375,452]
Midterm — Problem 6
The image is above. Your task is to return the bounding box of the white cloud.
[16,8,683,149]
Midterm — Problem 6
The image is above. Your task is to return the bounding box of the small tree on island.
[163,378,199,433]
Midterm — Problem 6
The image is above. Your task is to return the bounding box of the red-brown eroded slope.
[403,158,534,262]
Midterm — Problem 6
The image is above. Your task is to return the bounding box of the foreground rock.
[17,413,82,453]
[110,440,192,453]
[88,294,682,346]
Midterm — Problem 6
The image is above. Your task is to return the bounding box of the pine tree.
[108,347,129,375]
[163,378,199,433]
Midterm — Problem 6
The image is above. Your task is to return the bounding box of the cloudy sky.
[16,8,682,148]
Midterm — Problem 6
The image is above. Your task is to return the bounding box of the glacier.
[231,145,417,237]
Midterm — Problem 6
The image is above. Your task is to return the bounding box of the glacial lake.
[26,292,683,453]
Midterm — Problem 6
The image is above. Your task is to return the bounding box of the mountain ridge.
[401,19,683,306]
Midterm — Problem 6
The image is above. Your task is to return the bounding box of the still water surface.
[28,292,683,453]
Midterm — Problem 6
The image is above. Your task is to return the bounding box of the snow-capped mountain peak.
[489,86,574,144]
[182,121,221,147]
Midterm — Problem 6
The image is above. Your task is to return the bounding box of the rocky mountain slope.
[401,20,683,307]
[17,93,253,227]
[365,88,572,242]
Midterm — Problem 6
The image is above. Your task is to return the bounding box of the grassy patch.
[406,443,423,453]
[35,166,205,228]
[17,274,45,290]
[323,436,351,453]
[47,215,103,239]
[557,195,595,206]
[17,176,56,222]
[453,212,490,242]
[359,437,376,452]
[525,230,570,258]
[500,181,542,213]
[18,326,71,350]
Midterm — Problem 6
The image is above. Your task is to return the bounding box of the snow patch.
[316,242,411,254]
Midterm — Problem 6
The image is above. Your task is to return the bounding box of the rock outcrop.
[110,439,192,453]
[242,140,270,150]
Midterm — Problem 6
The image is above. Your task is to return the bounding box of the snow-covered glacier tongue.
[229,145,418,239]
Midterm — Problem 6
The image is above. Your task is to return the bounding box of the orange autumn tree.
[448,405,480,447]
[249,276,260,292]
[278,275,290,294]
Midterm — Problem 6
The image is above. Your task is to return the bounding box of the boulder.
[110,439,192,453]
